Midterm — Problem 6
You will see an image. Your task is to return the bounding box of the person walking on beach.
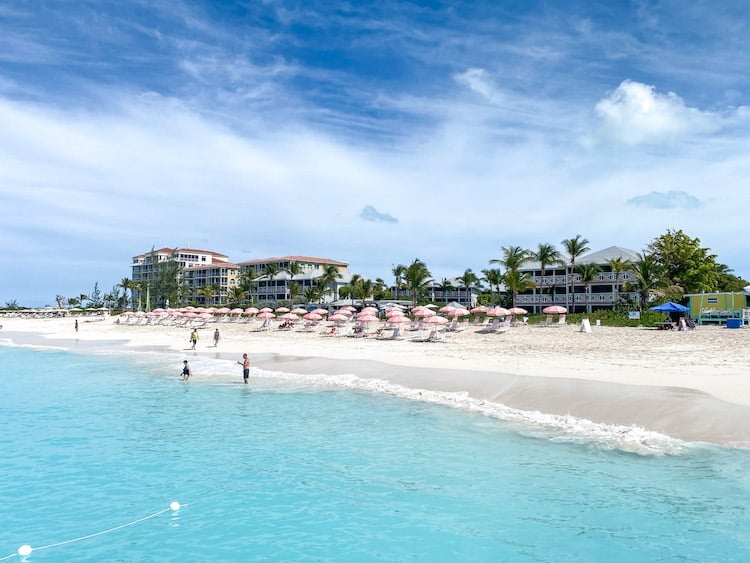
[181,360,191,381]
[238,353,250,384]
[189,329,198,350]
[213,328,221,347]
[74,319,78,332]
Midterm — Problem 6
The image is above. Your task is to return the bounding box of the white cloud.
[453,68,504,104]
[593,80,722,144]
[627,190,701,209]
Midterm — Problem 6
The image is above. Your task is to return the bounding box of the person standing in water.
[181,360,191,381]
[238,353,250,384]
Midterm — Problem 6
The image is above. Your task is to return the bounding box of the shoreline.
[3,317,750,447]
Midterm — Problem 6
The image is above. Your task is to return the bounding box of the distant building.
[237,255,351,304]
[182,262,241,305]
[130,247,235,306]
[515,245,641,313]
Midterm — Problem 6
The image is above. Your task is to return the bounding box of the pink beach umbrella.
[199,312,213,319]
[291,308,308,315]
[386,316,410,324]
[245,307,259,315]
[303,312,323,321]
[230,308,244,315]
[487,307,511,317]
[275,307,290,313]
[152,308,165,314]
[357,314,380,323]
[279,313,298,320]
[185,312,198,318]
[257,311,275,319]
[543,305,567,314]
[259,307,273,313]
[470,306,489,314]
[424,315,448,325]
[361,306,378,314]
[413,308,436,317]
[312,308,328,315]
[508,307,528,315]
[448,308,470,317]
[438,305,456,313]
[328,313,349,322]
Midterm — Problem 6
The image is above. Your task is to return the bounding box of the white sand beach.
[3,316,750,446]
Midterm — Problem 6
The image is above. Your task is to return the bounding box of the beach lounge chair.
[550,315,566,328]
[537,315,552,327]
[376,326,402,340]
[476,318,499,333]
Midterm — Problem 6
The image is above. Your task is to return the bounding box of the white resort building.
[515,246,641,313]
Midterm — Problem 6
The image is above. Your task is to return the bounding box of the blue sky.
[1,0,749,305]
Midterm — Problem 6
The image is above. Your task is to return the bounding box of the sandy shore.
[3,316,750,446]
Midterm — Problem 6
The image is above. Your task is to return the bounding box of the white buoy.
[18,545,32,556]
[170,501,181,511]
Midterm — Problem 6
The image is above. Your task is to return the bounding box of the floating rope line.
[0,501,183,560]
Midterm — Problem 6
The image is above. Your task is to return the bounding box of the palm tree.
[435,277,455,303]
[402,259,432,306]
[503,270,536,308]
[392,264,406,300]
[348,274,375,308]
[606,257,631,309]
[197,284,219,306]
[575,263,601,313]
[118,278,134,309]
[481,268,503,305]
[287,281,301,306]
[629,253,665,310]
[532,243,561,313]
[318,264,343,302]
[561,235,590,312]
[458,268,479,308]
[304,285,322,304]
[284,261,302,302]
[227,285,246,305]
[490,245,530,273]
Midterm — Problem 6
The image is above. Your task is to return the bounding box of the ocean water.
[1,344,750,562]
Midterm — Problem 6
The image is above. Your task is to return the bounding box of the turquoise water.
[1,345,750,561]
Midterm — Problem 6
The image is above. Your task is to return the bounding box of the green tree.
[606,257,631,309]
[561,235,590,311]
[481,268,503,305]
[197,284,219,306]
[647,229,721,295]
[348,274,375,308]
[575,263,601,313]
[227,285,246,305]
[392,264,406,300]
[716,264,748,292]
[533,243,561,309]
[503,270,536,308]
[304,285,322,304]
[458,268,479,307]
[629,252,666,310]
[4,299,19,309]
[287,281,301,306]
[318,264,343,301]
[118,278,135,309]
[490,245,530,273]
[402,259,432,306]
[55,294,66,309]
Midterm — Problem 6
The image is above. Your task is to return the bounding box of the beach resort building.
[181,262,241,305]
[130,247,235,306]
[238,256,351,304]
[515,246,641,313]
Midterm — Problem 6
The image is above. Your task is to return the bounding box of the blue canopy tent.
[650,301,691,329]
[649,301,689,313]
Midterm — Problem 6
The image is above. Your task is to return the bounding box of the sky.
[1,0,749,306]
